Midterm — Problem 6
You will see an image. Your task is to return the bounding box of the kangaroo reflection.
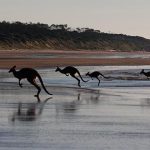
[55,91,101,116]
[90,91,100,104]
[141,98,150,107]
[55,93,81,115]
[64,93,80,113]
[11,97,52,122]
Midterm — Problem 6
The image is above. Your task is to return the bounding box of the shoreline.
[1,49,150,69]
[1,57,150,69]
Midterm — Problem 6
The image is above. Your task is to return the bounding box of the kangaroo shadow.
[141,98,150,107]
[90,91,101,104]
[55,90,101,114]
[55,93,81,116]
[11,97,52,122]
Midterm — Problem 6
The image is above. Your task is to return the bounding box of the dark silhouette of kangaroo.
[86,71,108,86]
[140,69,150,79]
[9,66,52,97]
[55,66,88,87]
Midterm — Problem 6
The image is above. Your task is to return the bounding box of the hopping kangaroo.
[55,66,88,87]
[9,66,52,97]
[86,71,107,86]
[140,69,150,79]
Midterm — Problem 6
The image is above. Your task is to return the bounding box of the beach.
[1,50,150,149]
[1,50,150,69]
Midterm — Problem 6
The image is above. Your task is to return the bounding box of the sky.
[0,0,150,39]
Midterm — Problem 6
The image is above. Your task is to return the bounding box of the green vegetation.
[0,21,150,51]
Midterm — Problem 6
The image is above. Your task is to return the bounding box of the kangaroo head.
[140,69,144,74]
[85,72,90,76]
[55,66,60,72]
[9,65,16,73]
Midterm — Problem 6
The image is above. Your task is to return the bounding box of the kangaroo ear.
[9,65,16,73]
[85,72,89,75]
[140,69,144,74]
[12,65,16,69]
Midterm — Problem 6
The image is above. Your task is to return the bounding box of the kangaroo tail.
[77,71,88,82]
[37,74,53,95]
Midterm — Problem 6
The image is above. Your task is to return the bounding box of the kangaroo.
[9,66,53,97]
[86,71,107,86]
[55,66,88,87]
[140,69,150,79]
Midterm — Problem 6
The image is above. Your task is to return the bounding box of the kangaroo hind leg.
[19,79,23,88]
[70,74,81,87]
[96,77,100,86]
[27,78,41,98]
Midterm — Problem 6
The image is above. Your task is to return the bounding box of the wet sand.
[1,50,150,149]
[1,50,150,69]
[1,66,150,149]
